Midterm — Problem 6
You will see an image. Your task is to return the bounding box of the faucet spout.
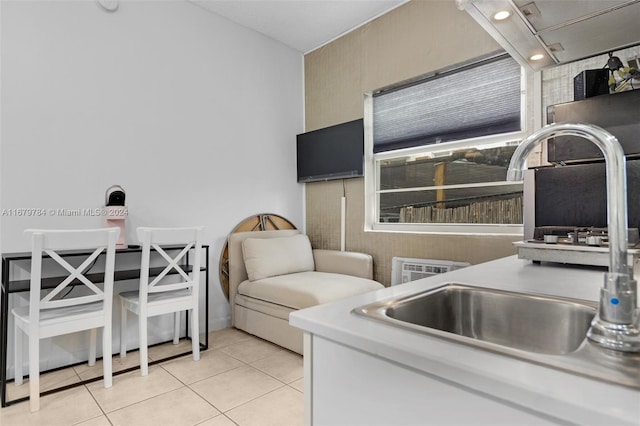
[507,122,640,352]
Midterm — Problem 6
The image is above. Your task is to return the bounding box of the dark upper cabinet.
[546,89,640,164]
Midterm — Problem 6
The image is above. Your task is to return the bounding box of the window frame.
[364,54,529,236]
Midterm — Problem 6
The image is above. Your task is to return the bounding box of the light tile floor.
[0,328,304,426]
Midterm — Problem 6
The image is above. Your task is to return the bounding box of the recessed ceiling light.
[493,10,511,21]
[529,53,545,61]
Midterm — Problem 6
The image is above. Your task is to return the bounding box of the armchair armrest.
[313,249,374,280]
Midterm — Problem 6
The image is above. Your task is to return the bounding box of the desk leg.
[1,258,10,407]
[205,245,209,349]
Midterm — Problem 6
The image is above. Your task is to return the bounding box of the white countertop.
[289,255,640,425]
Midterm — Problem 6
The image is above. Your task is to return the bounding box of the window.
[365,54,526,234]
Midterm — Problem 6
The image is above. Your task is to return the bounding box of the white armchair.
[228,229,383,354]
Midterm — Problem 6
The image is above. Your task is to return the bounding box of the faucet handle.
[599,272,637,321]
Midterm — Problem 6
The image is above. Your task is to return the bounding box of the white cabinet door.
[306,334,559,426]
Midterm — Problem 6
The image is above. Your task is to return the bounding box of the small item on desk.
[544,235,559,244]
[105,185,128,248]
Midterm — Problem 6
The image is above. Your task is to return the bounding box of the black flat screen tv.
[296,119,364,183]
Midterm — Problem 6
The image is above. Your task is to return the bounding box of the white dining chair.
[119,226,203,376]
[13,228,119,412]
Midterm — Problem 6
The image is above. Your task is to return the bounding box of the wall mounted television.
[296,119,364,183]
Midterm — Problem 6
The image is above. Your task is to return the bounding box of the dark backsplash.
[534,159,640,230]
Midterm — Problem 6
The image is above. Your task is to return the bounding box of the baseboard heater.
[391,257,470,286]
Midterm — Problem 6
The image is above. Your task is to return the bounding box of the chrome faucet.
[507,122,640,352]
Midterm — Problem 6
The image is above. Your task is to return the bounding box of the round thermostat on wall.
[97,0,119,12]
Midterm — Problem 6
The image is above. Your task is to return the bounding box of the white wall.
[1,0,304,330]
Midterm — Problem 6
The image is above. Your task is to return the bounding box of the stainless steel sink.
[353,284,640,389]
[383,284,594,355]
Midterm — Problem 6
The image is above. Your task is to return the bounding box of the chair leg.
[28,332,40,412]
[89,329,97,366]
[120,303,127,358]
[190,307,200,361]
[102,325,112,388]
[139,316,148,376]
[173,312,180,345]
[14,325,23,385]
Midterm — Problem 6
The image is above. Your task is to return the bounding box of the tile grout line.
[180,363,249,387]
[185,336,304,411]
[74,383,114,426]
[155,360,232,417]
[180,356,294,417]
[247,363,303,387]
[217,347,286,365]
[286,382,304,394]
[193,412,241,426]
[218,382,289,416]
[90,365,187,416]
[182,363,253,415]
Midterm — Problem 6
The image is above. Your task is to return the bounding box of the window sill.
[368,222,524,236]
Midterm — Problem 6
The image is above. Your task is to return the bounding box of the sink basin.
[383,284,595,355]
[353,284,640,389]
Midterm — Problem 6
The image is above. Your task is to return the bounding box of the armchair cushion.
[238,271,382,310]
[242,234,315,281]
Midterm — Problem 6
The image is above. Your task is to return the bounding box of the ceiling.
[190,0,408,53]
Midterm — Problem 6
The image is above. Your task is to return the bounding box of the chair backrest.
[25,228,119,325]
[136,227,204,300]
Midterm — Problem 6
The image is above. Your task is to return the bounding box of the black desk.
[1,244,210,407]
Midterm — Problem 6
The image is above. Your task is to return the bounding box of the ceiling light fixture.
[529,53,545,61]
[492,10,511,21]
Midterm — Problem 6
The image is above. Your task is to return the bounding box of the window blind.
[373,55,522,153]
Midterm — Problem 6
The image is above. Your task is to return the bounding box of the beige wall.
[304,0,521,285]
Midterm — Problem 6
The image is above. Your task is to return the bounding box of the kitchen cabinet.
[306,334,559,425]
[290,256,640,425]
